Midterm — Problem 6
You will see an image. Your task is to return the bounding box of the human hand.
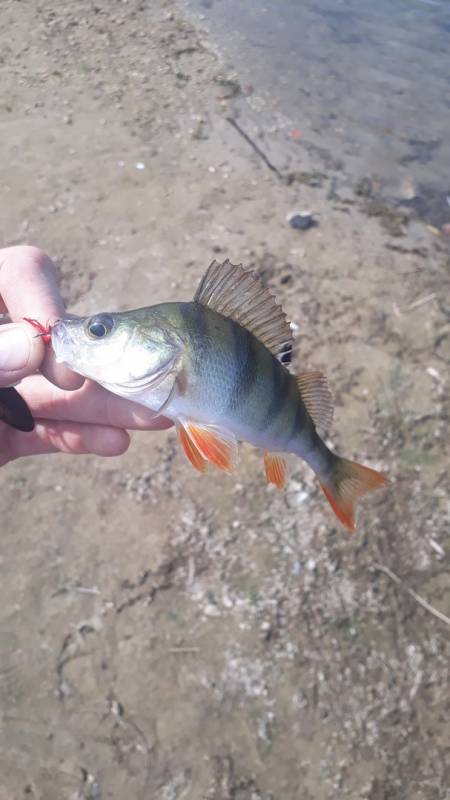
[0,246,171,467]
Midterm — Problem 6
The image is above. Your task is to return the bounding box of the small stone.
[287,212,317,231]
[295,490,308,504]
[399,177,416,200]
[204,603,220,617]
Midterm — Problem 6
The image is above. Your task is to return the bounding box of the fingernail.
[0,327,31,371]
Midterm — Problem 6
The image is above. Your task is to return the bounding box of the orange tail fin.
[320,458,389,532]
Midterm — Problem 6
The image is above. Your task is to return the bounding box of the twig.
[226,117,284,180]
[429,538,445,559]
[108,696,152,795]
[52,584,100,597]
[373,563,450,627]
[403,292,436,312]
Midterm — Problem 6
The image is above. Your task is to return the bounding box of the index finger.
[0,246,83,389]
[19,374,174,430]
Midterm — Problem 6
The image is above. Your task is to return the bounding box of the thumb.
[0,322,45,387]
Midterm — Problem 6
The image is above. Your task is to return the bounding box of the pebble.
[288,212,317,231]
[399,177,417,200]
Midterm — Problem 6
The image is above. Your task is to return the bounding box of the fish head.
[51,308,182,393]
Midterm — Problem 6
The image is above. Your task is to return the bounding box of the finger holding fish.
[17,373,174,430]
[0,318,47,434]
[0,245,83,390]
[0,320,46,386]
[0,419,130,468]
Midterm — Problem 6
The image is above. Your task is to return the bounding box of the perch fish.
[50,260,389,531]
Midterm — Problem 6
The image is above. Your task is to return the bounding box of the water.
[183,0,450,224]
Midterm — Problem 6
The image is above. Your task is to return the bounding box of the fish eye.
[86,314,115,339]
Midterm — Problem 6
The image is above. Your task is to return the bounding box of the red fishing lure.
[23,317,52,345]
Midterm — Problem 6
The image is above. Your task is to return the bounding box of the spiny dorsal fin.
[194,259,293,363]
[296,370,334,432]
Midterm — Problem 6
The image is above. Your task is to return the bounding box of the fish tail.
[318,456,389,532]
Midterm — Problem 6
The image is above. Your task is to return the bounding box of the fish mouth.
[50,320,77,363]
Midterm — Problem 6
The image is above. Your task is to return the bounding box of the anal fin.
[264,452,287,490]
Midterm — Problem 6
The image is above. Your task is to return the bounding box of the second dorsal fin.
[296,370,334,432]
[194,259,294,363]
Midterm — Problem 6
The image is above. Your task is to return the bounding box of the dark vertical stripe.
[289,397,308,441]
[180,302,211,366]
[181,302,209,341]
[262,358,290,428]
[228,324,258,411]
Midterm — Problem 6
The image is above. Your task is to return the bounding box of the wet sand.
[184,0,450,225]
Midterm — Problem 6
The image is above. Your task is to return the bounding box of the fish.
[50,260,389,531]
[0,386,35,432]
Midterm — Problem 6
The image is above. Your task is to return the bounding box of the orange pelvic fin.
[264,452,287,490]
[177,424,207,473]
[183,422,238,473]
[320,458,389,532]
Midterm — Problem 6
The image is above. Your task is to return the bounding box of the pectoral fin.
[179,421,238,473]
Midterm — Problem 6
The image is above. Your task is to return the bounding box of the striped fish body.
[158,301,318,458]
[51,260,388,532]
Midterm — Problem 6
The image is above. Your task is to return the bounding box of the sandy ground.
[0,1,449,799]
